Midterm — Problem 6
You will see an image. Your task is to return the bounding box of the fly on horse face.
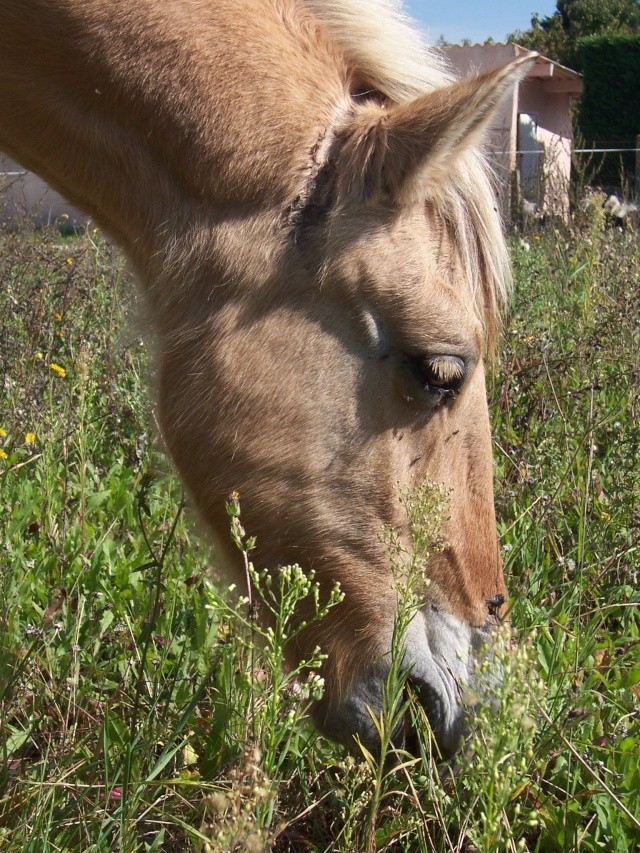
[0,0,533,758]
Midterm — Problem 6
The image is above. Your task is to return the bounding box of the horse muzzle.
[313,607,494,760]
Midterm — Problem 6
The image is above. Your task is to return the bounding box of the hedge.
[576,33,640,187]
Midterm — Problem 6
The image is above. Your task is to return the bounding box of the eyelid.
[402,336,479,369]
[359,300,481,369]
[422,355,466,387]
[405,353,469,396]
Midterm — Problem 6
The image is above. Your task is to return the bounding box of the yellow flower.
[25,432,36,445]
[54,312,62,321]
[66,257,74,265]
[0,449,7,460]
[49,362,67,378]
[0,427,6,438]
[34,352,43,361]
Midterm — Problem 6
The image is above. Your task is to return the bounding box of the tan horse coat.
[0,0,532,755]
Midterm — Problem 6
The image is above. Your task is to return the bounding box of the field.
[0,209,638,851]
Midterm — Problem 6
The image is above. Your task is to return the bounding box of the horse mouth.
[312,661,469,762]
[402,677,467,761]
[313,608,495,760]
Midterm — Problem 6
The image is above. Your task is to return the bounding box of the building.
[443,44,583,220]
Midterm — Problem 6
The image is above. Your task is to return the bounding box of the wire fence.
[516,148,639,155]
[3,141,640,230]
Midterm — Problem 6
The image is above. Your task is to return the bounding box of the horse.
[0,0,532,758]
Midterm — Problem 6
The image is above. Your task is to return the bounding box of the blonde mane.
[305,0,511,348]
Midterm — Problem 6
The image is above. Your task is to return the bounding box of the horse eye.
[406,354,466,396]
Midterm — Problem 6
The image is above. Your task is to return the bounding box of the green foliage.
[573,32,640,188]
[0,228,335,850]
[493,222,640,850]
[1,221,639,850]
[508,0,640,67]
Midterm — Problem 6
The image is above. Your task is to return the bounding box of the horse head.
[157,56,532,758]
[0,0,533,760]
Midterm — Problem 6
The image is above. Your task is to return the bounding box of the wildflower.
[49,363,67,378]
[54,312,62,321]
[66,257,74,265]
[34,352,43,361]
[182,743,199,767]
[0,449,7,460]
[0,427,6,438]
[25,432,36,445]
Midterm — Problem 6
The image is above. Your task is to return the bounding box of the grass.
[0,208,638,851]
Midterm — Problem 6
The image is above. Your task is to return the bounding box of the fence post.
[636,134,640,200]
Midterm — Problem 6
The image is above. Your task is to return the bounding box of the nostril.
[486,593,505,618]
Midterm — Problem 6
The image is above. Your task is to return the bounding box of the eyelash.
[404,354,467,397]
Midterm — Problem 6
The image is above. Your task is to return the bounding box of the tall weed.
[0,218,638,850]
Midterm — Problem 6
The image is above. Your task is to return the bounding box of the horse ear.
[335,55,535,204]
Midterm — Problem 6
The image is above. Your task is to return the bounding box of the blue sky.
[404,1,557,45]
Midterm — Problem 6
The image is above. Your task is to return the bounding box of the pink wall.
[518,78,574,216]
[444,44,518,202]
[443,45,582,219]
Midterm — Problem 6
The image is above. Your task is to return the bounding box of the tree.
[508,0,640,67]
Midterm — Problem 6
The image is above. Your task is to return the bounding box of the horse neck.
[0,0,345,276]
